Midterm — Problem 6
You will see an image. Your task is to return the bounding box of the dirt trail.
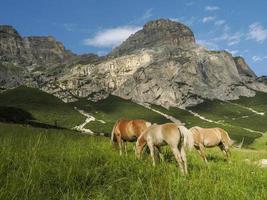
[73,108,105,135]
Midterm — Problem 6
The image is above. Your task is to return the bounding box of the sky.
[1,0,267,76]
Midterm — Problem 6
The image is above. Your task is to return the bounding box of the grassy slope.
[182,92,267,144]
[0,87,266,199]
[70,96,170,133]
[0,122,266,200]
[151,105,262,145]
[70,94,264,144]
[0,86,84,128]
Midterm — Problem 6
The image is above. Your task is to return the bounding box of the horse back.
[116,119,148,141]
[191,127,222,147]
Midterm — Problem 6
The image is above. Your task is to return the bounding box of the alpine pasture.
[0,87,266,200]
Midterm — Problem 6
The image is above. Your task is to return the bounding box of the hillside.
[0,86,84,128]
[0,87,266,199]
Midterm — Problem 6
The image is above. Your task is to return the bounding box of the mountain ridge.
[1,19,267,108]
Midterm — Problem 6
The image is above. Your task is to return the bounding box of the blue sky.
[1,0,267,76]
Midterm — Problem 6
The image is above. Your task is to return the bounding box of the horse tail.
[110,120,119,145]
[176,126,184,150]
[179,126,194,151]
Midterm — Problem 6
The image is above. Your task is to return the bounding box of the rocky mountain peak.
[0,25,20,37]
[0,25,76,67]
[234,56,257,78]
[109,19,195,57]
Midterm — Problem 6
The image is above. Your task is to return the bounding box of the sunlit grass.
[0,123,266,200]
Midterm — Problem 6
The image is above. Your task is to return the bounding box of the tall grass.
[0,122,266,200]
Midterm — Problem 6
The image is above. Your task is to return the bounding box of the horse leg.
[180,145,188,175]
[196,145,207,163]
[124,141,128,156]
[115,134,123,156]
[147,142,156,166]
[171,147,185,175]
[155,146,164,162]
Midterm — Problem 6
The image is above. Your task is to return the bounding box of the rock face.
[110,19,195,57]
[0,25,75,67]
[1,19,267,107]
[234,56,256,78]
[0,25,76,88]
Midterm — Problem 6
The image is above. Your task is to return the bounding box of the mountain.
[1,19,267,108]
[0,25,76,88]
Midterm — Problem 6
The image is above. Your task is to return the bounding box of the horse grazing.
[135,123,191,175]
[189,126,234,162]
[111,119,151,155]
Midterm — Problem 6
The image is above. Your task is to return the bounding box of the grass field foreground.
[0,122,266,200]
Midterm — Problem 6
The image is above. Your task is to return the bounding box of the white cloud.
[205,6,220,11]
[213,32,243,46]
[225,49,239,55]
[129,8,153,24]
[252,55,267,62]
[202,16,216,23]
[186,2,194,6]
[247,22,267,43]
[197,39,218,49]
[141,8,153,20]
[63,23,76,31]
[214,20,225,26]
[171,16,196,26]
[83,26,141,48]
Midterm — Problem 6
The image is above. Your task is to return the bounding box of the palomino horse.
[135,123,192,175]
[189,126,234,162]
[111,119,151,155]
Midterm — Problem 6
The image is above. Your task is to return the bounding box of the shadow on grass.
[206,154,227,162]
[0,106,64,130]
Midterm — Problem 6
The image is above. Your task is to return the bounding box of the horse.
[135,123,192,175]
[110,119,151,155]
[189,126,234,162]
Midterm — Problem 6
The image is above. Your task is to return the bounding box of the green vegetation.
[0,86,84,128]
[143,104,260,145]
[0,122,266,200]
[249,133,267,150]
[0,87,266,199]
[70,96,169,133]
[69,92,267,145]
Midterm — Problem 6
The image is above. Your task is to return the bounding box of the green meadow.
[0,87,266,200]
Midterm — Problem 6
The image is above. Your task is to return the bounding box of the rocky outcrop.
[234,56,256,78]
[50,19,264,108]
[109,19,195,57]
[0,25,76,68]
[0,25,77,88]
[1,20,267,108]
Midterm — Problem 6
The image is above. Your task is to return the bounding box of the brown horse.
[111,119,151,155]
[189,126,234,162]
[135,123,189,175]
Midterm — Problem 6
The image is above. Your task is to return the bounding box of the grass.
[0,87,267,199]
[70,96,169,133]
[0,122,266,200]
[190,96,267,133]
[150,105,261,145]
[0,86,84,128]
[70,92,267,145]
